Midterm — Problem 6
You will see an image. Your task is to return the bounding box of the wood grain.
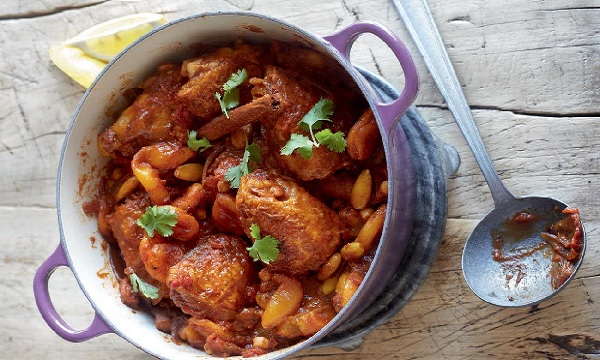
[2,0,599,359]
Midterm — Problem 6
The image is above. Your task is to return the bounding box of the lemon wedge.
[63,13,165,61]
[49,45,108,88]
[49,13,165,88]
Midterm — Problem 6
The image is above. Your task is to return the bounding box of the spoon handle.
[392,0,515,207]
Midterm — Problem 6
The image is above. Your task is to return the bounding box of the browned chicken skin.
[99,64,188,158]
[236,169,340,275]
[139,235,196,286]
[252,66,352,181]
[108,193,152,281]
[167,235,257,321]
[177,43,270,120]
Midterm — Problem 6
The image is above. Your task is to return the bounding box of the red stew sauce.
[492,207,583,290]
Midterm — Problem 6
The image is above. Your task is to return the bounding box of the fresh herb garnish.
[136,205,178,237]
[215,68,248,118]
[298,97,334,132]
[280,133,315,159]
[187,130,212,152]
[129,272,160,299]
[280,98,347,159]
[247,223,280,264]
[224,143,261,189]
[315,128,347,152]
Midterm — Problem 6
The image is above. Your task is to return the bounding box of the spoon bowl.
[394,0,586,307]
[462,196,585,307]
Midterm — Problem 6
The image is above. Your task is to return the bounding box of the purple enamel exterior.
[323,22,419,135]
[33,245,113,341]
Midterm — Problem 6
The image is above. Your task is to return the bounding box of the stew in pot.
[84,39,391,357]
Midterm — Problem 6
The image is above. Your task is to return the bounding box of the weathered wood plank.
[411,0,600,115]
[419,107,600,216]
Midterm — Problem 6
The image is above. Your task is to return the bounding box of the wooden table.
[2,0,598,358]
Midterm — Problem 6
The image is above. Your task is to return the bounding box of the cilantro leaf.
[224,143,262,188]
[224,164,244,189]
[215,69,248,118]
[223,69,248,92]
[224,150,250,189]
[298,98,334,132]
[129,272,160,299]
[187,130,212,152]
[280,98,348,159]
[247,223,280,264]
[136,205,178,237]
[215,90,239,118]
[315,129,347,153]
[246,143,262,163]
[280,133,314,159]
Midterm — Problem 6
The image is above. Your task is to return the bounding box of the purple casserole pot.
[33,12,419,359]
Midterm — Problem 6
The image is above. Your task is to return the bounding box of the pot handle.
[33,244,113,342]
[324,21,419,135]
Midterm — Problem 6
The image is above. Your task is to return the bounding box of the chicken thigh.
[177,43,269,120]
[236,169,340,275]
[99,64,188,158]
[167,235,257,321]
[108,193,151,280]
[252,66,351,181]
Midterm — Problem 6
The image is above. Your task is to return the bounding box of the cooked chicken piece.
[99,64,188,158]
[177,43,269,119]
[139,234,198,286]
[271,41,329,80]
[252,66,351,181]
[205,147,244,181]
[211,193,244,236]
[236,170,340,275]
[179,317,246,357]
[167,235,257,321]
[271,41,366,110]
[108,193,151,280]
[118,277,141,309]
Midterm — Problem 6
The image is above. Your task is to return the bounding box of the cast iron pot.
[33,12,419,359]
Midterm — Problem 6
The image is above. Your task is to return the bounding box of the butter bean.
[355,204,386,251]
[317,253,342,281]
[174,163,203,182]
[340,242,365,262]
[114,176,140,201]
[351,169,372,210]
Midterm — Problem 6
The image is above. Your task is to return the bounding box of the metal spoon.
[393,0,586,307]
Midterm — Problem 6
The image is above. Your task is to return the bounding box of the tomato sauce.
[492,207,583,290]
